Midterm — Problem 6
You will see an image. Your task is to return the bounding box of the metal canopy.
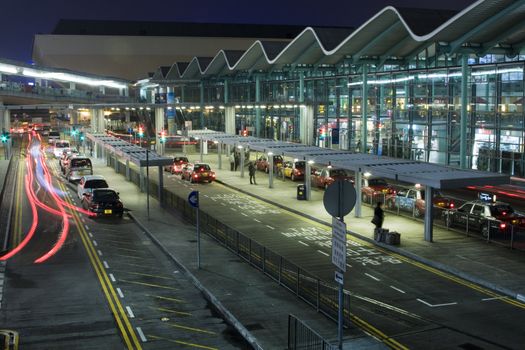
[156,0,525,81]
[86,133,173,167]
[189,130,509,189]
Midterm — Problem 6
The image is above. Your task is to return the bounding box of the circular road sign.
[323,180,356,218]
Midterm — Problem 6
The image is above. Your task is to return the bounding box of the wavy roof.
[152,0,525,81]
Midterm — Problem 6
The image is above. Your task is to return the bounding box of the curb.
[127,212,263,350]
[215,179,522,301]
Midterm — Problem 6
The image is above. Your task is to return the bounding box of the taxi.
[311,167,353,189]
[385,185,455,217]
[280,160,305,181]
[181,163,216,183]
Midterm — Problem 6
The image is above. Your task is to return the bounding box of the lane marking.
[150,306,192,316]
[167,322,217,335]
[390,286,406,294]
[116,288,124,298]
[317,250,329,257]
[136,327,147,342]
[241,213,248,217]
[115,270,174,280]
[103,261,110,269]
[346,263,353,269]
[482,296,506,301]
[126,306,135,318]
[266,225,275,230]
[93,240,98,247]
[230,208,236,211]
[253,218,261,223]
[120,279,178,290]
[146,294,183,303]
[109,273,116,282]
[365,273,380,282]
[298,241,309,247]
[84,224,90,230]
[88,232,93,238]
[416,298,457,308]
[203,194,209,198]
[97,250,103,256]
[147,335,217,350]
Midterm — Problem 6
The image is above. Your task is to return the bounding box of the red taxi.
[256,155,284,173]
[164,156,189,174]
[361,178,395,202]
[311,167,353,189]
[181,163,216,183]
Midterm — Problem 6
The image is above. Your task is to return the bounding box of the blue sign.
[479,192,495,203]
[188,191,199,208]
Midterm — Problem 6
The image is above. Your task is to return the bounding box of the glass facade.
[169,55,525,177]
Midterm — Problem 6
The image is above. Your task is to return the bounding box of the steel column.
[460,55,469,169]
[355,170,362,218]
[424,185,434,242]
[361,65,368,153]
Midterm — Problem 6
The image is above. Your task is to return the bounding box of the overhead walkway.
[189,129,510,242]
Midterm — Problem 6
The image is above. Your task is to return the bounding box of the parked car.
[444,200,524,236]
[181,163,216,183]
[65,156,93,182]
[386,187,455,217]
[77,175,109,199]
[53,140,71,158]
[361,178,395,202]
[59,149,79,174]
[82,188,124,218]
[164,156,189,174]
[255,155,283,173]
[279,160,306,181]
[311,167,353,189]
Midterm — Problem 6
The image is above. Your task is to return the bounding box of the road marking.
[109,273,116,282]
[93,240,98,247]
[147,335,216,350]
[221,203,226,206]
[97,250,103,256]
[365,273,380,281]
[482,296,506,301]
[241,213,248,217]
[416,298,457,308]
[211,198,217,201]
[147,294,183,303]
[317,250,329,257]
[81,218,86,223]
[120,279,178,290]
[116,288,124,298]
[84,224,90,230]
[253,218,261,223]
[266,225,275,230]
[126,306,135,318]
[136,327,147,342]
[298,241,309,246]
[88,232,93,238]
[103,261,110,269]
[346,263,353,268]
[203,194,209,198]
[390,286,406,294]
[230,208,236,211]
[150,306,192,316]
[167,322,217,335]
[518,294,525,302]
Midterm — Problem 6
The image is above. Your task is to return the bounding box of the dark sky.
[1,0,475,63]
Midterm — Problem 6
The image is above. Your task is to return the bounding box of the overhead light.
[364,172,372,178]
[268,151,273,156]
[308,160,314,164]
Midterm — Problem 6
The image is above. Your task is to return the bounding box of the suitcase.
[385,232,400,245]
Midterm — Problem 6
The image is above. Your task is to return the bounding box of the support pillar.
[355,170,362,218]
[97,109,105,133]
[155,107,165,155]
[158,166,164,205]
[2,109,10,133]
[218,142,222,170]
[300,106,314,145]
[361,65,368,153]
[225,107,235,134]
[90,109,97,133]
[126,160,130,181]
[199,81,205,128]
[139,166,145,192]
[268,153,274,188]
[299,72,305,103]
[199,139,203,162]
[255,75,261,137]
[424,186,434,242]
[166,86,176,135]
[305,161,312,200]
[240,146,245,178]
[460,55,469,169]
[224,79,229,104]
[114,152,118,172]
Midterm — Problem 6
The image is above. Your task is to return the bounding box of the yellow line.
[146,294,184,303]
[115,270,174,280]
[114,247,143,253]
[166,322,216,335]
[57,177,142,349]
[147,335,219,350]
[113,253,147,260]
[119,279,178,291]
[149,306,192,316]
[109,261,150,269]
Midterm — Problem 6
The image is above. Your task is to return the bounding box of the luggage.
[374,228,388,242]
[385,232,401,245]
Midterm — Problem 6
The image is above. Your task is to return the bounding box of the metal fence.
[288,314,337,350]
[121,163,352,327]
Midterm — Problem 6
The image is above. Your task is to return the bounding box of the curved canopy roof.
[152,0,525,81]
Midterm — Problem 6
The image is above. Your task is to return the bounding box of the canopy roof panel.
[189,130,509,189]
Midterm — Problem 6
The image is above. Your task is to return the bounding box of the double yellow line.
[56,176,142,349]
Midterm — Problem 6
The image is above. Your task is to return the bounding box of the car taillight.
[500,223,507,229]
[194,174,199,178]
[450,203,455,208]
[212,174,216,178]
[502,211,507,216]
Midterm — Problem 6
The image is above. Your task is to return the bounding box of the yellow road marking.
[113,253,147,260]
[115,270,174,280]
[57,175,142,349]
[119,279,178,291]
[147,335,218,350]
[146,294,184,303]
[149,306,191,316]
[167,322,216,335]
[114,247,142,253]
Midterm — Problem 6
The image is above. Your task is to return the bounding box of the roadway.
[112,149,525,349]
[0,135,246,349]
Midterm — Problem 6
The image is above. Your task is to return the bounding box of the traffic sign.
[332,237,347,272]
[335,271,344,285]
[188,191,199,208]
[323,180,356,218]
[332,217,347,242]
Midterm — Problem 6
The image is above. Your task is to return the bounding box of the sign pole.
[197,204,200,269]
[146,148,150,220]
[337,181,344,350]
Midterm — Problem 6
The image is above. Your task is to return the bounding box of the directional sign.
[323,180,356,218]
[335,271,344,285]
[188,191,199,208]
[332,217,347,272]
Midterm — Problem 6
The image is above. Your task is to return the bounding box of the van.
[65,156,93,182]
[53,140,71,158]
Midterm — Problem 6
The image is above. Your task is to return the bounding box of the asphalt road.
[141,163,525,349]
[0,136,246,349]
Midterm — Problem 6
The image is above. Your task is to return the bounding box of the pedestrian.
[372,202,384,229]
[229,152,235,171]
[248,161,257,185]
[234,152,240,171]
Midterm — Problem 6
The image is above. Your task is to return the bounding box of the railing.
[119,162,353,327]
[288,314,337,350]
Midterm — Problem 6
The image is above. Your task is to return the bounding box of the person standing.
[229,152,235,171]
[234,152,240,171]
[372,202,384,229]
[248,161,257,185]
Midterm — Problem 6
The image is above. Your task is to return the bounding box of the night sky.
[1,0,475,63]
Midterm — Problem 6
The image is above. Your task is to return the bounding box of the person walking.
[229,152,235,171]
[372,202,384,229]
[248,161,257,185]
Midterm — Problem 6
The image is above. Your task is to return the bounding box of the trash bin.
[297,184,306,200]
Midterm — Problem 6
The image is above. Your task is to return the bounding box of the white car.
[77,175,109,199]
[53,140,71,158]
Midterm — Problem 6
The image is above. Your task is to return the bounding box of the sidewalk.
[179,151,525,300]
[92,159,387,350]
